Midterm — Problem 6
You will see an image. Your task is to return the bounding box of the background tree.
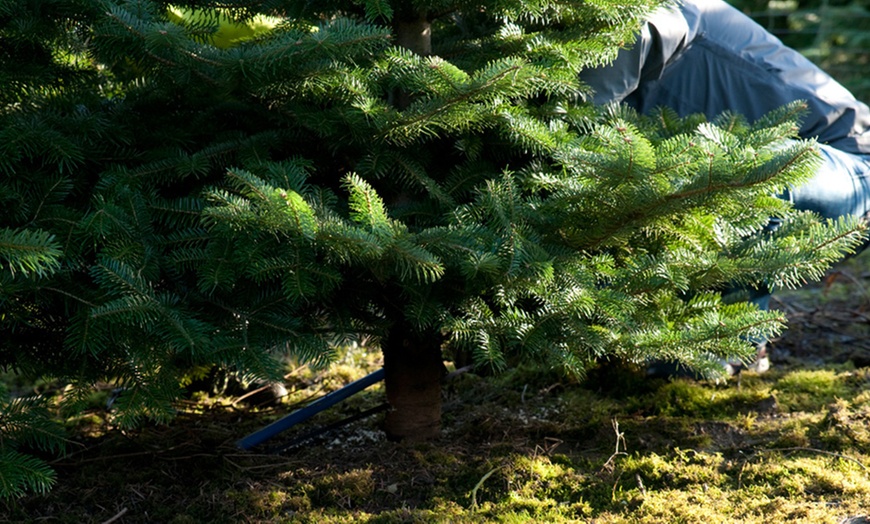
[0,0,865,497]
[729,0,870,101]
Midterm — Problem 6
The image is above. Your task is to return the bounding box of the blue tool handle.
[236,367,386,450]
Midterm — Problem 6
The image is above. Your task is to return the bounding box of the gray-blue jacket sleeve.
[580,6,694,106]
[580,0,870,155]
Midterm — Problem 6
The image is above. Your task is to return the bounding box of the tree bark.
[394,15,431,56]
[382,321,444,441]
[392,10,431,109]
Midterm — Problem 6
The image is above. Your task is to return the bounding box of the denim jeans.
[753,144,870,311]
[790,144,870,222]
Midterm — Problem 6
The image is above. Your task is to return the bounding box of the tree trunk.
[392,10,431,109]
[382,322,444,440]
[382,7,441,441]
[394,15,431,56]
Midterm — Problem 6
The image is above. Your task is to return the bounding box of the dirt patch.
[769,265,870,369]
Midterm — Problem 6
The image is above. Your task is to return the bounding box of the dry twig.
[601,419,627,472]
[470,466,500,509]
[100,507,128,524]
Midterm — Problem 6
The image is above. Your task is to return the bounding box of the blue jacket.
[581,0,870,155]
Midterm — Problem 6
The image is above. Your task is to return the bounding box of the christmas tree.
[0,0,865,496]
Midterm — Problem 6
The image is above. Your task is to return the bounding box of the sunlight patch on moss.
[605,485,735,523]
[817,398,870,452]
[498,455,591,512]
[738,453,870,501]
[768,415,815,447]
[593,484,851,524]
[852,386,870,407]
[620,449,726,490]
[646,378,773,419]
[774,369,852,412]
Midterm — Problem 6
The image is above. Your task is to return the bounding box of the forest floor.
[6,257,870,523]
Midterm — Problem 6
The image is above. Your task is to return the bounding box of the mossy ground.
[5,261,870,523]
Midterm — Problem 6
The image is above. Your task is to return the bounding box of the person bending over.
[581,0,870,374]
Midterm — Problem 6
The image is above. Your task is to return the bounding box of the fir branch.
[379,58,526,144]
[101,6,222,84]
[0,228,62,277]
[0,449,57,498]
[343,173,395,236]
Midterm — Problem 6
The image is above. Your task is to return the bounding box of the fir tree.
[0,0,865,496]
